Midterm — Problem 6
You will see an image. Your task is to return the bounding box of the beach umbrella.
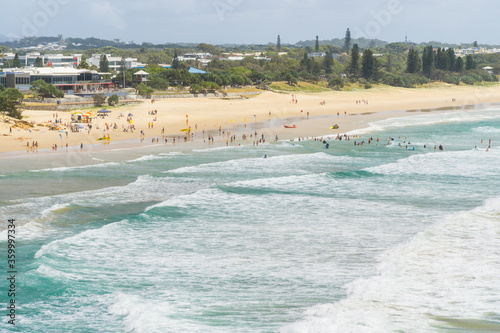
[97,109,111,114]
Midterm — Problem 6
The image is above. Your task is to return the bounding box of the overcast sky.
[1,0,497,45]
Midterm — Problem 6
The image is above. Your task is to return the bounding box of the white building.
[1,52,82,68]
[0,66,114,93]
[87,54,146,72]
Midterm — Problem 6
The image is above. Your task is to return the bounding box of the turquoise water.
[1,108,500,332]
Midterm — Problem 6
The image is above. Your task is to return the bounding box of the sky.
[0,0,497,45]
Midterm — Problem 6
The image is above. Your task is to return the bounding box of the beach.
[2,83,500,154]
[1,84,500,332]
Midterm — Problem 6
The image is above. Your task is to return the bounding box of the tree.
[172,51,180,70]
[230,74,245,86]
[455,56,464,72]
[300,52,309,71]
[361,49,376,79]
[99,54,110,73]
[136,83,154,96]
[0,88,24,119]
[465,54,476,70]
[34,57,43,67]
[315,35,319,52]
[78,58,90,69]
[349,44,360,76]
[2,88,23,102]
[312,61,321,77]
[119,57,126,72]
[386,54,393,72]
[148,76,169,89]
[282,69,298,85]
[13,53,22,68]
[190,83,202,93]
[277,35,281,51]
[435,48,449,71]
[108,94,119,106]
[323,51,334,74]
[196,43,217,55]
[422,46,434,77]
[344,28,351,54]
[328,77,344,90]
[92,94,106,107]
[406,49,421,73]
[31,80,64,98]
[447,48,456,72]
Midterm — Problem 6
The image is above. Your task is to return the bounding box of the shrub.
[461,76,476,85]
[328,77,344,90]
[108,94,119,106]
[92,94,106,107]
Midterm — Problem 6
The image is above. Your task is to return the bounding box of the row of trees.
[408,46,477,75]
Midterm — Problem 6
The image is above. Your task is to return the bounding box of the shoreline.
[1,84,500,156]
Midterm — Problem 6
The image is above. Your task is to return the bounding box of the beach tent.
[71,113,83,122]
[128,113,133,116]
[77,124,85,129]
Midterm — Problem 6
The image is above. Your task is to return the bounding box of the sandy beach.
[1,83,500,154]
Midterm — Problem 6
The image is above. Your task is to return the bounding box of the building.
[133,70,149,84]
[178,53,213,66]
[0,67,115,93]
[86,54,146,71]
[454,47,500,57]
[308,52,326,58]
[1,52,82,68]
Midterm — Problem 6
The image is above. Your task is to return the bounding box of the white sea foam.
[40,203,71,216]
[125,152,184,163]
[167,152,352,175]
[192,144,248,153]
[348,109,500,135]
[473,126,500,134]
[366,148,500,177]
[283,197,500,332]
[29,161,121,173]
[107,293,184,333]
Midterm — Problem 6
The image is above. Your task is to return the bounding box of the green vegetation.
[269,82,330,93]
[0,87,23,119]
[2,34,500,96]
[108,94,119,106]
[136,83,154,96]
[31,80,64,98]
[99,54,110,73]
[92,94,106,107]
[34,57,43,67]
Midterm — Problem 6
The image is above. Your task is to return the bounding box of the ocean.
[1,107,499,332]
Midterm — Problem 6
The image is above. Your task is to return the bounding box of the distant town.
[1,34,499,97]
